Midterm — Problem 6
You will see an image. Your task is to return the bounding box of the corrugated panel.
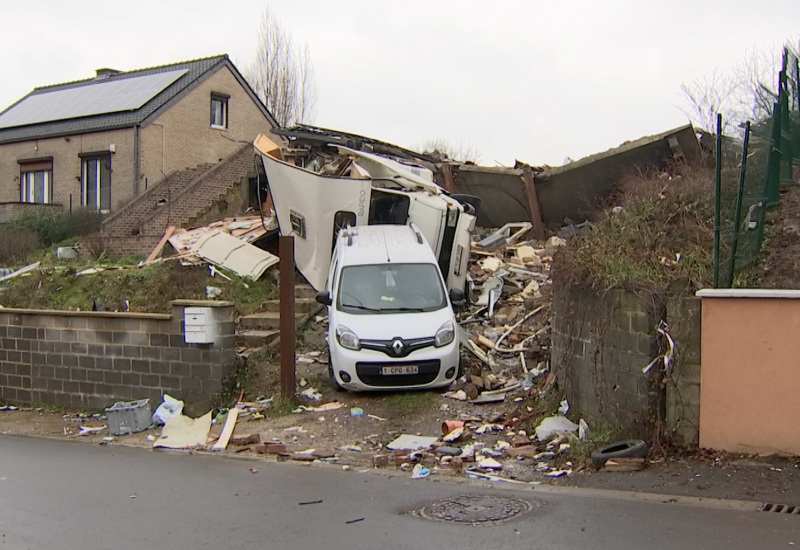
[191,230,279,280]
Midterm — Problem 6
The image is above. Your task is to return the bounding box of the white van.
[315,224,463,391]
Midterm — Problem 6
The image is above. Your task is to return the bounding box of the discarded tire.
[590,440,647,469]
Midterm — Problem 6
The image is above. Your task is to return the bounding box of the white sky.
[1,0,798,165]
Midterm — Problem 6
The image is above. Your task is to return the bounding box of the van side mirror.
[315,291,332,306]
[448,288,465,304]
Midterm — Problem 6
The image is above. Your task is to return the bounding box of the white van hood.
[335,307,454,341]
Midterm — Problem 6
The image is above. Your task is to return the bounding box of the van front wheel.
[327,351,345,392]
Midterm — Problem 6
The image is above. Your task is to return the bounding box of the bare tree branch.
[412,138,482,163]
[679,41,797,135]
[246,7,318,127]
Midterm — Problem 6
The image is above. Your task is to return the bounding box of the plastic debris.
[558,399,569,415]
[300,388,322,401]
[77,426,106,436]
[477,457,503,470]
[442,426,465,443]
[534,416,579,440]
[205,285,222,298]
[349,407,364,417]
[411,464,431,479]
[579,419,589,440]
[151,394,184,426]
[386,434,438,451]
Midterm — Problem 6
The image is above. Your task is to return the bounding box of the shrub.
[0,229,39,265]
[8,208,103,248]
[554,162,716,291]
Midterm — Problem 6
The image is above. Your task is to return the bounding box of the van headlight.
[335,325,361,351]
[434,321,455,347]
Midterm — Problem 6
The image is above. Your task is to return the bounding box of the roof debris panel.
[190,230,279,281]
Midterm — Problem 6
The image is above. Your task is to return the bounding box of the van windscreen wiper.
[341,303,382,312]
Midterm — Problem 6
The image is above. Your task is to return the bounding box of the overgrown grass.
[554,163,716,291]
[0,258,276,314]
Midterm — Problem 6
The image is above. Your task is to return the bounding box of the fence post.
[766,98,782,207]
[713,113,723,289]
[727,122,751,287]
[279,235,296,400]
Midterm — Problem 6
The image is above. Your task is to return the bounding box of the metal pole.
[279,235,296,400]
[713,113,723,289]
[727,121,751,287]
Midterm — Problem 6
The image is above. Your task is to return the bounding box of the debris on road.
[411,464,432,479]
[534,416,579,441]
[153,411,212,450]
[387,434,439,451]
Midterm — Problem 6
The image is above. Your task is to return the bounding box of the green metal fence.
[714,44,800,288]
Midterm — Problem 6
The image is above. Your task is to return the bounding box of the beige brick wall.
[139,65,277,191]
[0,129,134,209]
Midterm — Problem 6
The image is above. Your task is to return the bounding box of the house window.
[18,158,53,204]
[210,93,229,128]
[80,154,111,213]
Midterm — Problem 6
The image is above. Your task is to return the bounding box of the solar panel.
[0,69,188,129]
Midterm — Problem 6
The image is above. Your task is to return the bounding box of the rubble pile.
[449,222,563,406]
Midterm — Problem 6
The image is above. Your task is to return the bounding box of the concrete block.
[140,374,160,387]
[112,358,131,372]
[191,364,212,379]
[16,338,31,351]
[121,372,141,386]
[104,371,122,384]
[123,346,142,359]
[150,362,170,375]
[105,345,123,358]
[159,375,181,390]
[86,369,104,382]
[70,368,87,382]
[150,333,169,347]
[112,332,131,345]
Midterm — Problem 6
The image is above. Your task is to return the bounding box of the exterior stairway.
[237,283,323,351]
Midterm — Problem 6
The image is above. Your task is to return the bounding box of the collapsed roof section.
[253,134,475,292]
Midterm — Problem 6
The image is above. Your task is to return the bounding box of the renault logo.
[391,338,405,355]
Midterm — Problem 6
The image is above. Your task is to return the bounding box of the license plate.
[381,365,419,375]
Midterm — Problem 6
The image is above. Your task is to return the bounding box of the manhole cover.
[415,495,534,525]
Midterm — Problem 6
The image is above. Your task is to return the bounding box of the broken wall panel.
[449,124,700,229]
[535,124,700,225]
[451,166,530,228]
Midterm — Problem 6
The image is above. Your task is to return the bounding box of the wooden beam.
[521,166,545,240]
[439,163,456,193]
[144,225,176,264]
[211,408,239,451]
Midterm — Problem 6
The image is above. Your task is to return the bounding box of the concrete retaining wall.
[0,300,236,410]
[552,281,701,443]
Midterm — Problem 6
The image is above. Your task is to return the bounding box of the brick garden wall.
[551,282,701,443]
[0,300,236,410]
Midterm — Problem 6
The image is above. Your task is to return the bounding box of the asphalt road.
[0,435,797,549]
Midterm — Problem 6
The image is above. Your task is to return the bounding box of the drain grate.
[760,503,800,515]
[414,495,534,525]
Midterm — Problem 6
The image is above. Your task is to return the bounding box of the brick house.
[0,55,281,219]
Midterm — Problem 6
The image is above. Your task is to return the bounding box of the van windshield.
[336,263,448,314]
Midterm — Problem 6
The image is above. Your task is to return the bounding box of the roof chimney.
[94,68,122,79]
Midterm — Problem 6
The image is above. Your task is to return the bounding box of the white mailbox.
[184,307,216,344]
